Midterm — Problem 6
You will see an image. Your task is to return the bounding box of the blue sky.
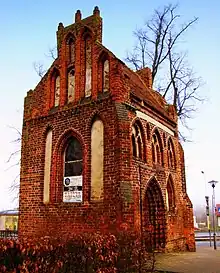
[0,0,220,211]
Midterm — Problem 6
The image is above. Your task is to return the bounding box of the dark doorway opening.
[144,178,166,250]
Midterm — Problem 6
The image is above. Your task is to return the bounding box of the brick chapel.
[19,7,195,252]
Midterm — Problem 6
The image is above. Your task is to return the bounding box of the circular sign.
[64,178,71,186]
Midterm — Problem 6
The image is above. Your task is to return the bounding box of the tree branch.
[126,3,202,141]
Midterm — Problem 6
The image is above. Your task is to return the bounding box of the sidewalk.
[155,243,220,273]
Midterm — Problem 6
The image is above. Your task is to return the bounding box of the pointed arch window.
[63,137,83,203]
[64,137,83,177]
[152,131,163,165]
[68,37,75,63]
[103,59,109,92]
[167,138,176,169]
[67,68,75,103]
[91,119,104,200]
[51,70,60,107]
[84,35,92,97]
[98,53,110,93]
[43,130,52,204]
[132,122,145,160]
[166,177,175,212]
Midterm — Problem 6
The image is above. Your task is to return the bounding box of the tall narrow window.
[91,119,104,200]
[103,59,109,92]
[132,134,136,157]
[167,138,175,168]
[68,38,75,63]
[163,133,166,147]
[54,75,60,107]
[85,36,92,97]
[147,123,151,140]
[156,145,161,164]
[132,122,145,160]
[43,130,52,204]
[64,138,83,177]
[152,131,163,165]
[152,142,155,163]
[63,137,83,203]
[67,68,75,103]
[166,177,175,211]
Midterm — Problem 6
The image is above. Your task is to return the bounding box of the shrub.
[0,231,154,272]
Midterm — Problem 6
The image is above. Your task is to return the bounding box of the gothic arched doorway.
[144,178,166,250]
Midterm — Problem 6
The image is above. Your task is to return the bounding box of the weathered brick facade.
[19,7,195,252]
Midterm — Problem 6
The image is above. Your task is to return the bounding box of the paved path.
[155,243,220,273]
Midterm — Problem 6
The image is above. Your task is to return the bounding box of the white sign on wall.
[63,176,83,203]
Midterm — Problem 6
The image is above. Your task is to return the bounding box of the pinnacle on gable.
[58,22,64,31]
[75,9,82,22]
[93,6,100,16]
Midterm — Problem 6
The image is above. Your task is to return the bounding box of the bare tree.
[13,47,57,198]
[33,46,57,78]
[6,126,21,201]
[33,61,47,78]
[45,46,57,60]
[126,3,203,133]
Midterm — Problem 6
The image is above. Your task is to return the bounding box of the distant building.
[215,204,220,226]
[193,216,199,229]
[0,209,18,230]
[19,7,195,252]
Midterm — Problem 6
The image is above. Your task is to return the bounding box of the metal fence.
[0,230,18,239]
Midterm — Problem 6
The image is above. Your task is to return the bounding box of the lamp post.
[201,171,212,246]
[208,180,218,250]
[205,195,212,247]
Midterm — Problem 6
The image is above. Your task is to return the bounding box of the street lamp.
[208,180,218,250]
[201,171,212,246]
[205,195,211,247]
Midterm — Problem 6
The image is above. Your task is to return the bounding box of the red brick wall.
[19,7,195,252]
